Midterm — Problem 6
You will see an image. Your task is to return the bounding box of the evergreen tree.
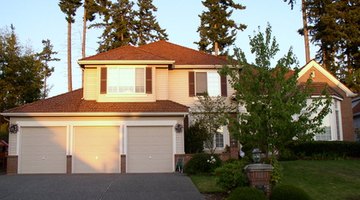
[94,0,136,52]
[82,0,109,57]
[220,24,331,160]
[0,25,51,111]
[304,0,360,91]
[134,0,168,46]
[36,39,60,99]
[196,0,246,55]
[59,0,82,92]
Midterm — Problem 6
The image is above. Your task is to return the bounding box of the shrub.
[227,187,266,200]
[184,123,207,154]
[215,160,249,191]
[184,153,221,175]
[270,185,311,200]
[286,141,360,160]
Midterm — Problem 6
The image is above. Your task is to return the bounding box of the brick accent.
[298,66,355,141]
[245,164,273,197]
[121,155,126,173]
[66,155,72,174]
[7,155,18,174]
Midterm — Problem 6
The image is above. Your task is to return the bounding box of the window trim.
[106,66,146,95]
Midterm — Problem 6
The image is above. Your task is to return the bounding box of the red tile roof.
[3,89,188,114]
[81,40,228,65]
[300,82,343,98]
[81,45,168,61]
[139,40,228,65]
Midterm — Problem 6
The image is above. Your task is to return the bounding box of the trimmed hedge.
[227,187,266,200]
[214,160,249,191]
[270,185,311,200]
[284,141,360,160]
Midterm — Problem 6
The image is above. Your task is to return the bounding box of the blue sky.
[1,0,316,97]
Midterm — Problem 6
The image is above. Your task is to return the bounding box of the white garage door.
[73,126,120,173]
[127,126,173,173]
[19,126,67,174]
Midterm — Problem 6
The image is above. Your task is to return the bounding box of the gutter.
[1,112,188,117]
[78,60,175,66]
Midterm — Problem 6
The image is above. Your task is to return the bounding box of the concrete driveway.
[0,173,204,200]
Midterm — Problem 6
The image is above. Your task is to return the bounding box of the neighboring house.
[297,60,356,141]
[1,41,355,174]
[352,96,360,141]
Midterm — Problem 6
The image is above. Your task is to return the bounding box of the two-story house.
[2,41,356,174]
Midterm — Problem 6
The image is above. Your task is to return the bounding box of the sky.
[1,0,317,97]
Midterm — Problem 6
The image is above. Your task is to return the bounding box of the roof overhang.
[2,112,188,117]
[78,60,175,67]
[173,65,225,69]
[298,60,357,98]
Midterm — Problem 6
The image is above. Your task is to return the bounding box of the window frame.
[106,66,146,95]
[194,71,221,96]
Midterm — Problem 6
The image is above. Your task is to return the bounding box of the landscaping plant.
[227,187,266,200]
[270,184,311,200]
[214,160,249,191]
[184,153,221,175]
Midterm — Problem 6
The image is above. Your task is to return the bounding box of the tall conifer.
[196,0,246,55]
[59,0,82,92]
[134,0,168,46]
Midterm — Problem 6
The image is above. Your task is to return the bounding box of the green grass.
[281,160,360,200]
[190,175,225,193]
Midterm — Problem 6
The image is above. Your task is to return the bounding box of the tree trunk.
[214,42,219,56]
[82,8,86,58]
[67,21,73,92]
[82,7,86,88]
[302,0,310,63]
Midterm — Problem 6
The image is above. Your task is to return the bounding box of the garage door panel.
[127,126,173,173]
[20,127,67,174]
[73,126,120,173]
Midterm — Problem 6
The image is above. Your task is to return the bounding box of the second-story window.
[107,67,145,94]
[195,72,221,96]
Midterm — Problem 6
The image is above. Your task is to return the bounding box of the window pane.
[118,68,135,93]
[135,68,145,93]
[215,133,224,148]
[196,72,207,95]
[316,126,331,141]
[207,72,221,96]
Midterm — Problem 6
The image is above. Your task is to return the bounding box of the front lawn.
[281,160,360,200]
[190,160,360,200]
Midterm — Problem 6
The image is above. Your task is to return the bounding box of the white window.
[315,99,343,141]
[215,127,225,148]
[195,72,221,96]
[107,67,145,94]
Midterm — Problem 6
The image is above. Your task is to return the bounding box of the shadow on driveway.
[0,173,204,200]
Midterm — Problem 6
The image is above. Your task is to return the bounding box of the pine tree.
[196,0,246,55]
[36,39,60,99]
[82,0,109,57]
[94,0,136,52]
[134,0,168,46]
[59,0,82,92]
[304,0,360,91]
[0,25,50,111]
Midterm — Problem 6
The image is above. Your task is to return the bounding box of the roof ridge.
[140,40,226,62]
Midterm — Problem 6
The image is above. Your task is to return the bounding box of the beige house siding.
[155,68,169,100]
[168,70,196,107]
[83,68,98,100]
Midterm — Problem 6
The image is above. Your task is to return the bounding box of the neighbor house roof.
[306,82,343,98]
[79,40,227,66]
[2,89,188,116]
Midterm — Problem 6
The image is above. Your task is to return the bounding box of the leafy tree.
[184,123,207,154]
[36,39,60,98]
[59,0,82,91]
[134,0,168,46]
[195,0,246,55]
[93,0,136,52]
[190,94,232,154]
[0,25,50,111]
[220,24,331,160]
